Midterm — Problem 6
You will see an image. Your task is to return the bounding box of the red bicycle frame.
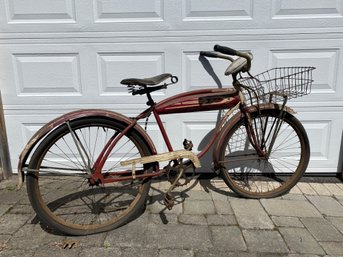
[91,88,240,184]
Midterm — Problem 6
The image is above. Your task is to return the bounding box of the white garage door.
[1,0,343,174]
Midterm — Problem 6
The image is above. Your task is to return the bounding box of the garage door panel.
[1,44,86,106]
[2,1,343,33]
[4,0,76,24]
[0,0,169,33]
[268,47,343,104]
[97,52,166,96]
[182,0,253,21]
[2,45,172,107]
[12,53,81,96]
[272,0,342,18]
[297,110,343,173]
[303,120,331,161]
[269,0,343,28]
[182,51,230,91]
[94,0,163,22]
[5,113,61,168]
[0,0,81,33]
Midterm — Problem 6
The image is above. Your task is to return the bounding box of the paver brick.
[336,183,343,191]
[0,249,34,257]
[183,200,215,215]
[261,199,321,217]
[206,214,237,226]
[287,253,322,257]
[288,185,303,194]
[323,183,343,196]
[9,224,65,250]
[326,217,343,234]
[210,190,230,201]
[122,247,158,257]
[158,249,193,257]
[310,183,332,196]
[196,250,237,257]
[301,217,343,242]
[145,224,213,250]
[319,242,343,255]
[279,228,325,255]
[230,199,274,229]
[280,193,307,201]
[182,190,212,201]
[0,190,25,205]
[0,205,12,217]
[147,193,183,214]
[210,226,247,251]
[178,214,207,225]
[149,213,178,225]
[243,230,289,253]
[0,214,30,235]
[307,196,343,217]
[78,247,120,257]
[297,183,317,195]
[213,200,234,214]
[65,233,106,248]
[8,204,34,215]
[104,213,149,248]
[272,216,304,228]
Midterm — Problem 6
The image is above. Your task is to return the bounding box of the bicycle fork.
[242,99,288,160]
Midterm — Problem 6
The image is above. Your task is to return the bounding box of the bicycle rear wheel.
[218,108,310,198]
[26,117,154,235]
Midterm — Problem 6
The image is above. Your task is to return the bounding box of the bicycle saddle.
[121,73,172,86]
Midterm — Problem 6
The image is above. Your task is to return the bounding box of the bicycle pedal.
[164,193,175,210]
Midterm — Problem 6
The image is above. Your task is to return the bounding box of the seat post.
[146,91,155,106]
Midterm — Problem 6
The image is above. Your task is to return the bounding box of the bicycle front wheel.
[26,117,154,235]
[218,108,310,198]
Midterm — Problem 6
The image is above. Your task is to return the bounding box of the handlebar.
[200,51,234,61]
[214,45,238,56]
[214,45,252,61]
[200,45,253,74]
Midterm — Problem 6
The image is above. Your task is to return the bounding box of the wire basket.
[238,67,315,105]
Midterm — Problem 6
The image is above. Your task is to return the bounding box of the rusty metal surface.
[155,88,239,115]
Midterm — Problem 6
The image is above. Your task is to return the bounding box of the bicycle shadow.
[198,55,223,88]
[147,174,237,224]
[30,185,150,235]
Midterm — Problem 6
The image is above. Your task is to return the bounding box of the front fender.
[17,109,156,189]
[212,103,296,171]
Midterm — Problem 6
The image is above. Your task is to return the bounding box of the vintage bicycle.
[17,45,314,235]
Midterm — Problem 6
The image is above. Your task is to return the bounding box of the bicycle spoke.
[62,137,85,168]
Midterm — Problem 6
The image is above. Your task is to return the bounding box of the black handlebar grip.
[200,51,219,58]
[214,45,237,56]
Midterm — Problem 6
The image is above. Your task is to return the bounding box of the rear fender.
[17,109,156,189]
[212,103,296,171]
